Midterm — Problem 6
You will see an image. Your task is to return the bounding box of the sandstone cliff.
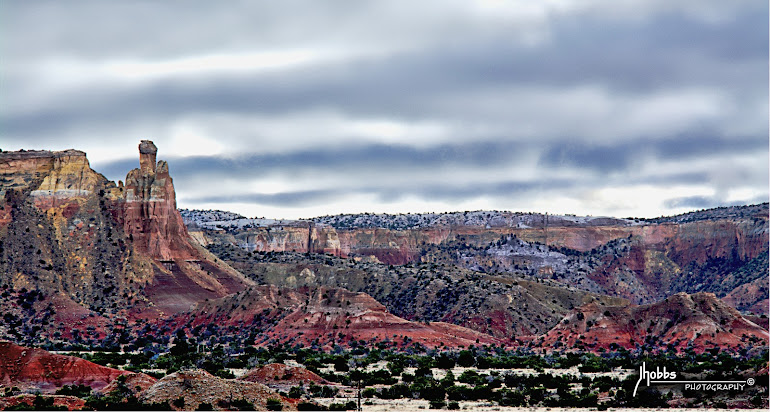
[1,149,150,312]
[112,141,251,313]
[121,141,198,261]
[0,142,250,318]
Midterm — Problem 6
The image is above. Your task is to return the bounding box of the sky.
[2,0,768,220]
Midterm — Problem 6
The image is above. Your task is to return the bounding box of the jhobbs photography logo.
[633,361,754,397]
[633,362,676,396]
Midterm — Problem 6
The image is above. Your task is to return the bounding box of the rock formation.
[122,140,197,261]
[0,148,148,311]
[117,141,253,313]
[0,142,251,317]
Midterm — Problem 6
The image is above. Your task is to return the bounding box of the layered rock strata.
[0,142,250,315]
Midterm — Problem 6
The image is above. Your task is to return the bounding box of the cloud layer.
[2,0,767,219]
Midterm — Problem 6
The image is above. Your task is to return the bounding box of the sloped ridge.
[540,292,769,352]
[175,285,506,348]
[0,341,150,393]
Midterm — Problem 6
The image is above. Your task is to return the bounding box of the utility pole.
[349,359,362,411]
[357,378,362,411]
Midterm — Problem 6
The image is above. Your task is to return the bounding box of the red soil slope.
[0,341,153,393]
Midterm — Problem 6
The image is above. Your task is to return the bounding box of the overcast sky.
[2,1,767,219]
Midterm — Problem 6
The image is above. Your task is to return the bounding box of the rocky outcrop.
[139,369,295,411]
[229,222,342,257]
[0,341,144,393]
[538,292,769,352]
[110,141,255,313]
[0,150,102,202]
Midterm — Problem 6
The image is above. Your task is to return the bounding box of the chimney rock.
[139,140,158,175]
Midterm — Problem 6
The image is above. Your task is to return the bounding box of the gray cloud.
[187,189,344,207]
[186,178,577,208]
[663,195,769,210]
[97,140,529,183]
[94,130,767,182]
[2,1,767,218]
[92,128,767,212]
[4,2,767,139]
[539,133,767,173]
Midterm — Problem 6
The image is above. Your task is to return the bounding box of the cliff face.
[227,222,342,257]
[195,206,767,268]
[0,150,102,228]
[0,149,150,311]
[0,142,249,317]
[581,217,769,311]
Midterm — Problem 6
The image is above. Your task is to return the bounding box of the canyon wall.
[195,212,767,267]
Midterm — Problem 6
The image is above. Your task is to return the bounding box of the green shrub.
[55,384,92,398]
[266,398,282,411]
[196,402,214,410]
[298,402,326,411]
[328,400,357,410]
